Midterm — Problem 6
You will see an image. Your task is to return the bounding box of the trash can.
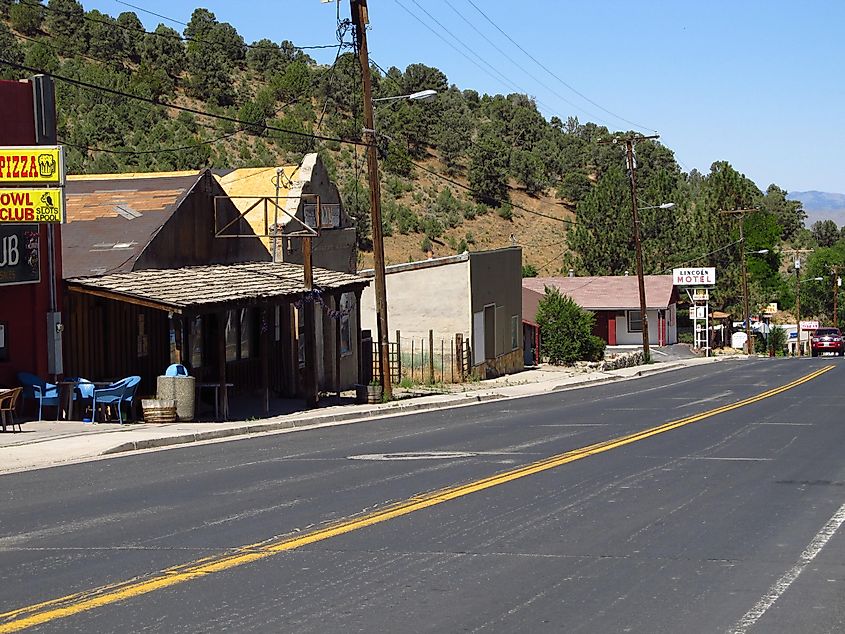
[156,375,196,421]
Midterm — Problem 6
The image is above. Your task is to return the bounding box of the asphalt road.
[1,357,844,633]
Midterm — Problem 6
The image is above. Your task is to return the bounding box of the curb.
[101,392,503,455]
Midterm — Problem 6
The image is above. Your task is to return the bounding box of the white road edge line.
[729,501,845,634]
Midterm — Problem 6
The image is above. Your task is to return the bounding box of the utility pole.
[350,0,392,399]
[830,265,841,329]
[600,134,659,363]
[720,209,757,354]
[783,248,813,355]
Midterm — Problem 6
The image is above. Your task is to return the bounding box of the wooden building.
[61,169,369,413]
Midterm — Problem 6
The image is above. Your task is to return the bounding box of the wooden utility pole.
[783,248,813,355]
[351,0,392,400]
[601,134,659,363]
[720,209,758,354]
[830,265,841,329]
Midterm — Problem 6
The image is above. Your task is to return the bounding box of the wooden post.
[303,236,318,407]
[455,333,463,379]
[334,293,342,398]
[355,289,364,386]
[429,330,434,384]
[217,311,227,421]
[261,307,270,415]
[395,329,402,385]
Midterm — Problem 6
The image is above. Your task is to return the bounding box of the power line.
[440,0,618,130]
[19,0,339,53]
[464,0,657,134]
[391,0,571,122]
[0,59,371,148]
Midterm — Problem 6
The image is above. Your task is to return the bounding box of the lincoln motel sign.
[672,267,716,287]
[0,146,65,225]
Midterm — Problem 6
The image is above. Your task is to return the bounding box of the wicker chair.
[0,387,23,432]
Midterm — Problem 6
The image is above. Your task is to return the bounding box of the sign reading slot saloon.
[0,188,64,223]
[0,224,40,286]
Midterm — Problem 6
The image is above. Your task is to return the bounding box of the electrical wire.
[0,59,371,148]
[392,0,568,122]
[662,239,743,272]
[19,0,338,53]
[440,0,617,130]
[464,0,657,134]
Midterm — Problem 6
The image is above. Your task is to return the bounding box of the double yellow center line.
[0,364,833,632]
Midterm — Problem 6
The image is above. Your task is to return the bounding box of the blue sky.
[85,1,845,195]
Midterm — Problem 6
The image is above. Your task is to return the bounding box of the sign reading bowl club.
[672,267,716,287]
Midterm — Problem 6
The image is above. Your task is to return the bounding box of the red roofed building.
[522,275,679,347]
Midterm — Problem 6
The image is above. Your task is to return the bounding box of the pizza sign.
[0,146,64,185]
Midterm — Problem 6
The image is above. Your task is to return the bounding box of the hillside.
[5,1,845,324]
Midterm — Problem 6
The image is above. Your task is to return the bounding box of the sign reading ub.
[672,267,716,286]
[0,224,40,286]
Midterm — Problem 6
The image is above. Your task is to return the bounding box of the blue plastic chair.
[17,372,60,420]
[92,376,141,424]
[165,364,189,377]
[69,378,95,421]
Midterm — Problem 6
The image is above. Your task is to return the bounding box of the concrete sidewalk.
[0,356,730,474]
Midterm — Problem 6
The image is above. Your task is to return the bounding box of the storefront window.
[340,293,353,356]
[190,316,202,368]
[240,308,252,359]
[225,310,238,362]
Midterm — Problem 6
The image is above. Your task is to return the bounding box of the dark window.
[0,322,7,362]
[627,310,643,332]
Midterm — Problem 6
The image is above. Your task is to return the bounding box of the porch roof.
[66,261,369,313]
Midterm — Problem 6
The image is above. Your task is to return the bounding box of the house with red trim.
[522,275,679,351]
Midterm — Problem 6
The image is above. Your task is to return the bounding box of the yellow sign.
[0,188,64,223]
[0,146,64,185]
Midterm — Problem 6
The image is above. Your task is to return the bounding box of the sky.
[83,0,845,195]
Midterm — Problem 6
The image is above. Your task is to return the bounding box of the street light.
[372,89,438,103]
[631,201,675,362]
[795,265,825,356]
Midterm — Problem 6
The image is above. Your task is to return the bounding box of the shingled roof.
[66,261,369,313]
[63,171,201,278]
[523,275,677,321]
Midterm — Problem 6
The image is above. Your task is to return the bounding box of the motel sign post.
[673,267,716,356]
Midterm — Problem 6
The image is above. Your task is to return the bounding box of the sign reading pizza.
[672,267,716,287]
[0,146,64,185]
[0,189,64,223]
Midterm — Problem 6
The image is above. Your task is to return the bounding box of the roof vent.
[114,204,142,220]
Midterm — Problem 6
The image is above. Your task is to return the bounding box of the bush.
[536,286,605,364]
[767,325,787,356]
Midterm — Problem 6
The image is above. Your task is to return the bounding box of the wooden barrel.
[142,399,177,424]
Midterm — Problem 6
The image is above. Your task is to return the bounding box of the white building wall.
[359,259,472,341]
[615,309,666,346]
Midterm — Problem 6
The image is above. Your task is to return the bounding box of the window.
[240,308,253,359]
[0,322,7,362]
[627,310,643,332]
[225,310,238,362]
[340,292,353,356]
[190,316,202,368]
[225,309,254,362]
[511,315,519,351]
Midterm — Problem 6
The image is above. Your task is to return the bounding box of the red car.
[810,327,844,356]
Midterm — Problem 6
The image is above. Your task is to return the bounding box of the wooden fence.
[369,330,472,385]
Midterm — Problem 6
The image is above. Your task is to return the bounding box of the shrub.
[536,286,605,364]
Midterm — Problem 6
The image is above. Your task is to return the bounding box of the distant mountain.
[788,191,845,228]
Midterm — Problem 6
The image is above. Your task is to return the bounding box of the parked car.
[810,327,844,356]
